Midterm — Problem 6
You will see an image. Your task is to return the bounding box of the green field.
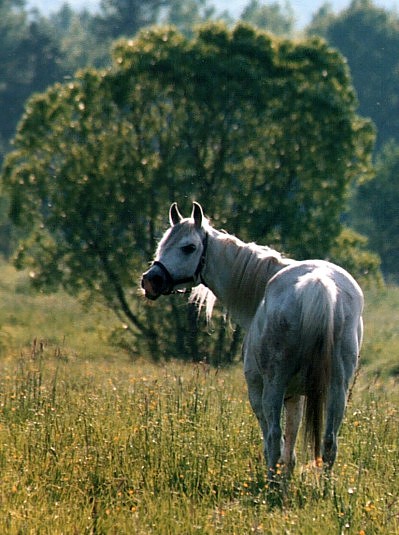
[0,263,398,534]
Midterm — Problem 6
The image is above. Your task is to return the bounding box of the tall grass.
[0,264,398,533]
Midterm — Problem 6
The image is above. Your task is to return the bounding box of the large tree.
[1,23,374,362]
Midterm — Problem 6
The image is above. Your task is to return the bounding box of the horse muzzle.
[141,263,174,300]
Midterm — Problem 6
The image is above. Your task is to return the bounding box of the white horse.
[142,202,363,481]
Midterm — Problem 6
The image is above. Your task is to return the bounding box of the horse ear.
[169,202,183,226]
[191,202,204,228]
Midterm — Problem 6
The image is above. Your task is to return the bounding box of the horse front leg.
[245,369,269,460]
[245,367,291,497]
[323,380,347,468]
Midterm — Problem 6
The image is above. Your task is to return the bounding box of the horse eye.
[181,244,196,254]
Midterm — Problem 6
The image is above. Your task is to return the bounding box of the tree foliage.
[0,0,65,160]
[351,141,399,281]
[49,5,107,71]
[328,227,382,287]
[241,0,294,36]
[1,23,374,361]
[308,0,399,280]
[162,0,218,35]
[92,0,166,40]
[308,0,399,149]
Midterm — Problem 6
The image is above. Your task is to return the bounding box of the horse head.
[141,202,208,300]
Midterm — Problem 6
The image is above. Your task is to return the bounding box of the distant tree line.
[308,0,399,282]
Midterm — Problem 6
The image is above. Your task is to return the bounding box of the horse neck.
[203,228,289,329]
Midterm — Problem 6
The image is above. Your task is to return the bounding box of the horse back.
[265,259,363,331]
[246,259,363,380]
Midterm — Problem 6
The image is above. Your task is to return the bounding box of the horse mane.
[190,231,288,323]
[189,284,216,322]
[189,218,217,322]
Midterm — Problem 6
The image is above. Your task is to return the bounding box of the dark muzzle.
[141,261,175,300]
[141,233,208,300]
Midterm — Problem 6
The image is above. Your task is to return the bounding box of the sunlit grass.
[0,263,398,533]
[0,262,121,361]
[0,351,397,534]
[360,285,399,378]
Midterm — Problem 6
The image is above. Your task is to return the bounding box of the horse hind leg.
[280,395,304,474]
[323,381,346,468]
[323,339,360,468]
[246,367,298,488]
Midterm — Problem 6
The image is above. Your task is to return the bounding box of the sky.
[27,0,399,29]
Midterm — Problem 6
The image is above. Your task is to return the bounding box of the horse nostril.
[142,262,174,298]
[142,270,165,292]
[151,274,164,290]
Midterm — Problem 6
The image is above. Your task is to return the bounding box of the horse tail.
[296,270,337,461]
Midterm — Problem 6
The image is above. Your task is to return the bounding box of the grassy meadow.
[0,262,398,534]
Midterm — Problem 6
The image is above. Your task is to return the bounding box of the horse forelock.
[156,219,208,258]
